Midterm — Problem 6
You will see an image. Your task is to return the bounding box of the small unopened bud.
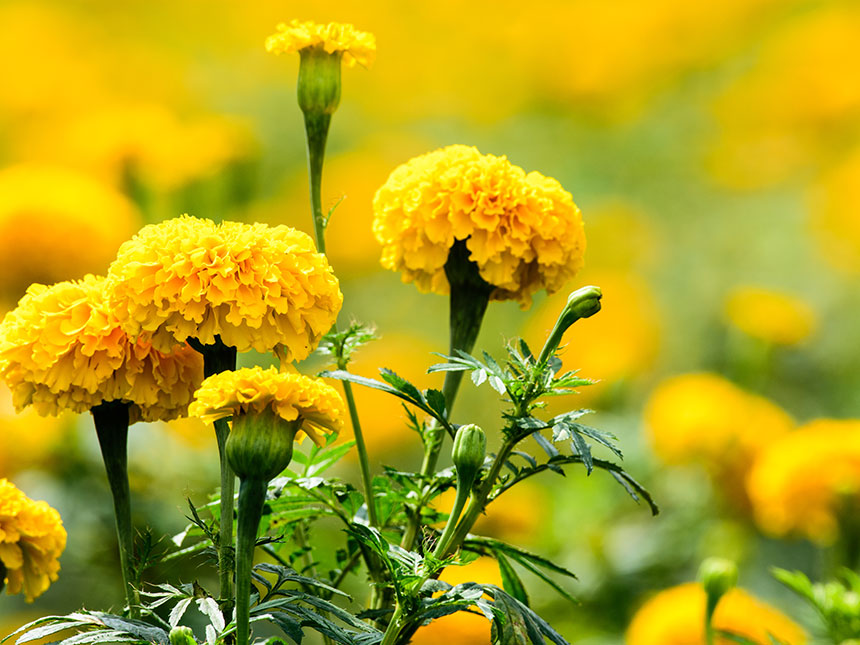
[698,557,738,601]
[297,47,342,116]
[226,411,301,481]
[538,285,603,365]
[169,626,197,645]
[452,424,487,490]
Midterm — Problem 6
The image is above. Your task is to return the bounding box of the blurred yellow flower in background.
[373,145,586,308]
[581,202,662,272]
[724,286,817,346]
[747,419,860,544]
[0,384,69,477]
[626,582,806,645]
[0,478,66,602]
[265,20,376,68]
[0,164,139,307]
[645,373,794,506]
[410,557,501,645]
[809,150,860,274]
[523,271,661,405]
[190,367,345,444]
[107,215,342,357]
[0,275,203,422]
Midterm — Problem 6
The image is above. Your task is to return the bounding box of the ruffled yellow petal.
[265,20,376,68]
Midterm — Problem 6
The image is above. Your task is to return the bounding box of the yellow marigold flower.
[809,149,860,274]
[107,215,342,358]
[724,286,816,346]
[0,164,139,306]
[0,478,67,602]
[0,384,68,476]
[626,582,806,645]
[0,275,203,423]
[747,419,860,544]
[265,20,376,68]
[373,145,586,308]
[189,366,345,445]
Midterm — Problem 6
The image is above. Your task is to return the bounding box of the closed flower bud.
[297,48,342,116]
[169,626,197,645]
[452,424,487,490]
[226,411,301,481]
[698,557,738,601]
[538,286,603,364]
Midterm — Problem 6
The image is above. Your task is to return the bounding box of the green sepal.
[226,411,301,481]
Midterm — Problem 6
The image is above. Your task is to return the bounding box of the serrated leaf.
[196,597,225,632]
[424,389,447,420]
[495,553,529,606]
[488,375,507,395]
[427,362,472,373]
[471,369,488,387]
[570,423,623,460]
[567,428,593,474]
[13,621,92,644]
[532,433,560,460]
[168,597,192,628]
[95,615,168,645]
[379,368,424,404]
[515,417,547,430]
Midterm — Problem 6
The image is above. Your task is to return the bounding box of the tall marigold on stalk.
[0,274,203,422]
[644,373,794,506]
[0,478,67,602]
[372,144,586,308]
[747,419,860,544]
[0,164,139,306]
[626,582,806,645]
[107,215,343,359]
[265,19,376,68]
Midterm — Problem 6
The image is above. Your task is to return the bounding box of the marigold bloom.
[626,583,806,645]
[0,478,66,602]
[0,164,139,305]
[0,275,203,422]
[373,145,586,308]
[190,366,345,444]
[747,419,860,544]
[107,215,342,358]
[724,286,816,346]
[265,20,376,68]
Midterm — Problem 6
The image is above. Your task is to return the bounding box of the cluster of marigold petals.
[107,215,343,360]
[0,478,67,602]
[265,19,376,68]
[372,145,586,308]
[190,366,345,443]
[0,274,203,422]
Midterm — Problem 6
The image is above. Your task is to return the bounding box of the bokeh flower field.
[3,1,860,643]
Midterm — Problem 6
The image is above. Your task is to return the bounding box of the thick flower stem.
[704,593,719,645]
[235,477,267,645]
[303,111,332,255]
[92,401,139,618]
[432,485,471,560]
[193,337,238,610]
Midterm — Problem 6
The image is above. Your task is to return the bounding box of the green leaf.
[424,389,447,420]
[168,598,192,628]
[495,552,530,606]
[565,426,593,474]
[11,621,92,644]
[379,368,424,404]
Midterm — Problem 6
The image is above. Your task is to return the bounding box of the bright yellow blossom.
[107,215,342,358]
[0,275,203,423]
[0,164,139,306]
[724,286,816,346]
[626,582,806,645]
[747,419,860,544]
[373,145,586,308]
[190,366,345,445]
[265,20,376,68]
[0,478,67,602]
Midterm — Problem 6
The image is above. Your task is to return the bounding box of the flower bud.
[452,424,487,490]
[226,411,301,481]
[538,285,603,364]
[169,626,197,645]
[698,557,738,601]
[297,47,342,116]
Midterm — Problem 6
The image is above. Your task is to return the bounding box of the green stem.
[704,592,719,645]
[342,380,379,528]
[379,603,405,645]
[192,337,238,609]
[303,112,332,254]
[235,477,267,645]
[92,401,139,618]
[432,483,471,559]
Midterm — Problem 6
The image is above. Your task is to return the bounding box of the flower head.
[626,583,806,645]
[0,275,203,423]
[724,286,816,346]
[107,215,342,358]
[190,366,345,444]
[265,20,376,68]
[0,478,66,602]
[373,145,586,308]
[0,164,139,305]
[747,419,860,544]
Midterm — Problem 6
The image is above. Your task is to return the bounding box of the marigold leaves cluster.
[724,286,816,346]
[107,215,343,359]
[747,419,860,544]
[0,275,203,423]
[626,582,806,645]
[372,145,586,308]
[265,20,376,68]
[190,366,345,443]
[0,478,67,602]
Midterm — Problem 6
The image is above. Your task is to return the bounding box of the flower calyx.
[226,410,301,481]
[452,424,487,492]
